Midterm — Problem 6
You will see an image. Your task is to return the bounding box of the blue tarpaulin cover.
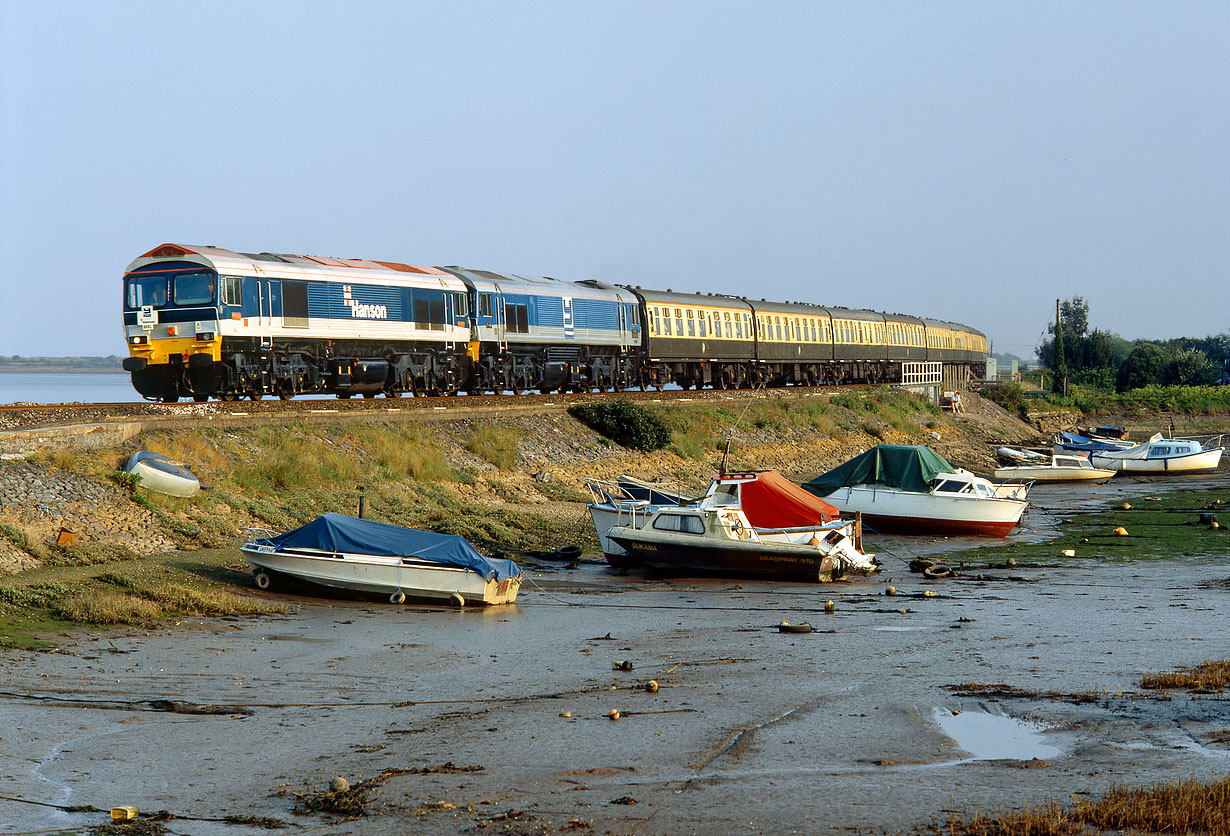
[261,513,522,582]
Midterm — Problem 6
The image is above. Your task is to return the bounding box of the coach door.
[492,285,508,351]
[256,275,274,348]
[563,297,574,340]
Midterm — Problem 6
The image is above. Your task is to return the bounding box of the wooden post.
[358,485,367,519]
[854,511,863,552]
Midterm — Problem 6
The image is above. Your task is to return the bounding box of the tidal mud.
[1,473,1228,835]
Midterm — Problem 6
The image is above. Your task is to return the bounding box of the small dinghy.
[123,451,200,497]
[241,513,523,606]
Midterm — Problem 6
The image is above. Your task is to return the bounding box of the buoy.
[1114,527,1129,536]
[111,807,139,821]
[808,535,821,546]
[1006,557,1016,567]
[824,600,836,612]
[608,709,621,721]
[1213,521,1221,530]
[885,585,896,596]
[560,711,572,718]
[330,777,351,793]
[612,660,633,671]
[1119,502,1132,510]
[1060,549,1076,557]
[645,680,659,692]
[923,590,938,598]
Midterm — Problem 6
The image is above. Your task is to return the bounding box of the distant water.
[0,372,142,405]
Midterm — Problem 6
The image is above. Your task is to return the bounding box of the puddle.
[873,626,926,632]
[933,707,1063,761]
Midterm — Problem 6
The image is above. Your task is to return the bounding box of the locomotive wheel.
[161,394,179,403]
[363,392,377,399]
[249,391,263,401]
[193,393,209,402]
[219,391,239,402]
[385,386,402,398]
[277,382,295,401]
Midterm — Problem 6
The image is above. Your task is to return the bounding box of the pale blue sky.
[2,1,1227,358]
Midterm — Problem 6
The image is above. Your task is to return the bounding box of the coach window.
[686,310,695,337]
[221,276,242,306]
[454,292,469,317]
[675,308,683,335]
[723,312,732,338]
[479,293,493,318]
[697,312,706,338]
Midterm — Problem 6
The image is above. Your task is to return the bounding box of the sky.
[2,1,1227,360]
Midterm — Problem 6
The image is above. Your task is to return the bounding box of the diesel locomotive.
[121,243,987,402]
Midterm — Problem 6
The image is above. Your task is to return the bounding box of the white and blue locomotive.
[121,243,987,401]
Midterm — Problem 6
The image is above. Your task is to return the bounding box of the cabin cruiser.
[592,471,877,581]
[1089,436,1224,474]
[802,445,1028,537]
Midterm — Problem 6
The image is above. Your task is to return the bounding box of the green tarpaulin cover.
[801,445,955,496]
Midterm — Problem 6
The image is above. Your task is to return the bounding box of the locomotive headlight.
[129,335,148,346]
[196,331,215,341]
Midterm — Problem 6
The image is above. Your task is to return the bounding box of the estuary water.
[0,372,140,405]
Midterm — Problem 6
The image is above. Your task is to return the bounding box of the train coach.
[121,243,986,401]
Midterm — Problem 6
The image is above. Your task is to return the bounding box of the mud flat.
[1,472,1229,835]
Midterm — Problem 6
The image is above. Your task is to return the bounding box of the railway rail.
[0,385,887,434]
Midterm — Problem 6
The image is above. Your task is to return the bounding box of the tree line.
[1037,297,1228,393]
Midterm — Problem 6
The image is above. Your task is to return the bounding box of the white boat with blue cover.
[241,513,523,606]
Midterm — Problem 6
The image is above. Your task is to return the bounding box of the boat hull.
[992,465,1115,483]
[606,532,853,582]
[240,545,521,605]
[819,486,1026,537]
[124,452,200,497]
[1089,448,1223,474]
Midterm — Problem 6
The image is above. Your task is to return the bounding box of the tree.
[1168,348,1217,386]
[1116,343,1168,392]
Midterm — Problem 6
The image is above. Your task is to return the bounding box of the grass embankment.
[0,389,942,644]
[986,382,1230,421]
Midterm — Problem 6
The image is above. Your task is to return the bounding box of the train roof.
[921,317,986,336]
[442,268,637,302]
[629,288,755,311]
[125,244,466,291]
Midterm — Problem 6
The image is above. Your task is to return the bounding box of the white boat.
[240,513,523,606]
[996,446,1048,464]
[994,454,1116,483]
[1089,436,1225,474]
[123,450,200,497]
[802,445,1028,537]
[584,477,700,561]
[602,471,877,582]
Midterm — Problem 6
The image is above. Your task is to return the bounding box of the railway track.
[0,385,865,434]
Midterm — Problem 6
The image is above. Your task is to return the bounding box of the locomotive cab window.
[479,293,493,317]
[454,292,469,317]
[125,275,168,309]
[173,271,215,306]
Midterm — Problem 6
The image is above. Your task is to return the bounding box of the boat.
[585,477,701,562]
[1089,436,1225,474]
[994,454,1116,483]
[801,445,1029,537]
[586,470,841,565]
[598,470,877,581]
[240,513,523,606]
[123,450,200,497]
[996,446,1048,464]
[1052,431,1156,456]
[1075,425,1129,441]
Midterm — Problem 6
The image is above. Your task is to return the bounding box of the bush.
[568,398,671,451]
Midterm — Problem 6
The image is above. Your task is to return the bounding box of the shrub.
[568,399,671,451]
[465,425,520,470]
